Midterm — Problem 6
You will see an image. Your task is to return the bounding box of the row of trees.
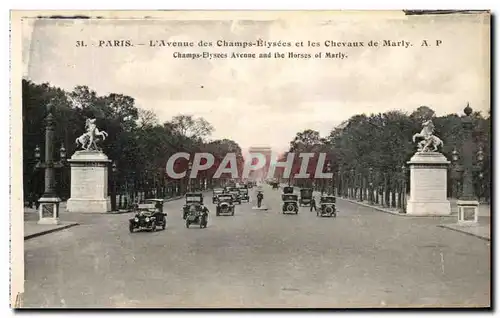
[23,79,244,201]
[23,78,491,204]
[278,105,491,202]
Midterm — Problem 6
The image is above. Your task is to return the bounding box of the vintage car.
[318,195,337,217]
[282,193,299,214]
[238,188,250,202]
[185,204,209,228]
[299,188,313,206]
[129,199,167,232]
[283,186,294,194]
[183,192,204,219]
[228,187,242,204]
[216,194,235,216]
[212,188,225,204]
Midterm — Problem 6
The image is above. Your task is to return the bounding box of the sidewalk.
[24,208,79,240]
[309,188,491,242]
[438,221,490,241]
[23,190,212,240]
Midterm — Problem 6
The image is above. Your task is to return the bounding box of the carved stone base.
[406,200,451,216]
[66,198,111,213]
[457,200,479,224]
[406,152,451,216]
[67,150,112,213]
[38,197,61,225]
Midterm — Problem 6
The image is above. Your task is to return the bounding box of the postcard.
[11,10,491,308]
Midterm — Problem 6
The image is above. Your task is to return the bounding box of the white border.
[4,0,497,317]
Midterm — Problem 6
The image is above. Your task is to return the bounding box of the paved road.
[23,184,490,308]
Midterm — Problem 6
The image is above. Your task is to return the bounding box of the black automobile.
[282,194,299,214]
[283,186,294,194]
[216,194,235,216]
[318,195,337,217]
[228,187,242,204]
[212,188,224,204]
[299,188,313,206]
[183,192,204,219]
[129,199,167,232]
[185,203,209,228]
[238,188,250,202]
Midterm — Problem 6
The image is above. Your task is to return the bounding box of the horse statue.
[412,120,443,152]
[75,118,108,151]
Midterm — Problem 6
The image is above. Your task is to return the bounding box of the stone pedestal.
[66,151,111,213]
[406,152,451,216]
[38,196,61,225]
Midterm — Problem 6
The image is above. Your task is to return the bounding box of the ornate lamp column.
[453,104,484,223]
[34,101,66,225]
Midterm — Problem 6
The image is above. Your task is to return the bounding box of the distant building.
[247,146,273,180]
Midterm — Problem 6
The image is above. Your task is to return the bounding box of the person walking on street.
[310,196,317,212]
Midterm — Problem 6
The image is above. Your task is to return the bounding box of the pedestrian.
[310,196,317,212]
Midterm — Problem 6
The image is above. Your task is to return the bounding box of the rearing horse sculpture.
[412,120,443,152]
[75,118,108,151]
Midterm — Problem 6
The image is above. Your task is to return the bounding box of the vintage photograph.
[11,10,491,308]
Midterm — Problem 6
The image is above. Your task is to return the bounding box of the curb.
[24,222,79,240]
[437,224,490,242]
[337,197,457,218]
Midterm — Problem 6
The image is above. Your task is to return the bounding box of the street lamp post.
[111,162,117,211]
[337,168,342,197]
[349,168,354,199]
[401,165,407,213]
[187,161,193,193]
[358,168,364,202]
[34,101,66,225]
[452,104,484,223]
[326,161,333,195]
[368,167,374,204]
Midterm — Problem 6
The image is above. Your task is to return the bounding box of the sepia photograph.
[10,10,491,308]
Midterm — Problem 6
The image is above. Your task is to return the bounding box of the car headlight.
[145,217,150,222]
[134,218,139,222]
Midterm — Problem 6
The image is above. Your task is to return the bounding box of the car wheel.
[162,222,166,230]
[129,223,134,233]
[186,220,190,228]
[151,223,156,232]
[231,210,235,216]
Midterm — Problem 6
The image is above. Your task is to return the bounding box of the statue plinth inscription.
[407,121,451,215]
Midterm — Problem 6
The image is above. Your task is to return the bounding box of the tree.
[289,129,322,152]
[410,105,435,123]
[168,115,214,140]
[137,109,159,128]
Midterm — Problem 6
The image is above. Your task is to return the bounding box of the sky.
[21,11,490,154]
